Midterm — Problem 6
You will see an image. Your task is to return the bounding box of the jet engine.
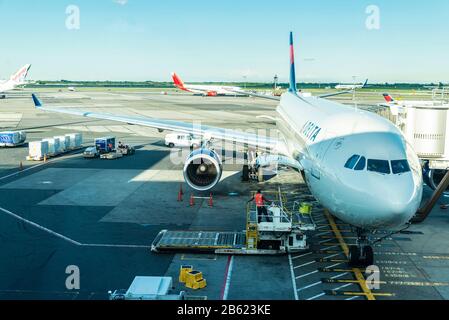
[183,149,222,191]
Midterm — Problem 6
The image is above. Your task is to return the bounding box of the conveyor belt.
[151,230,246,252]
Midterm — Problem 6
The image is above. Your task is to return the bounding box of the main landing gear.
[348,230,374,268]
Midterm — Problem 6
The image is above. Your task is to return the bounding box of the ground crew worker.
[248,190,272,223]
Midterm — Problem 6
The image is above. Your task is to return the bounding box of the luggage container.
[27,141,49,161]
[42,138,61,157]
[0,131,27,147]
[65,133,83,150]
[55,135,70,152]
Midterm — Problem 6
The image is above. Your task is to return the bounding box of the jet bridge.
[387,102,449,222]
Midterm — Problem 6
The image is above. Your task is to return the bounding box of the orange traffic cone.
[190,194,195,207]
[180,183,184,196]
[43,155,47,163]
[209,193,214,207]
[178,189,183,202]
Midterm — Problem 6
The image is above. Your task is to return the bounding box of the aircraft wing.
[231,89,281,101]
[32,94,285,152]
[318,90,354,99]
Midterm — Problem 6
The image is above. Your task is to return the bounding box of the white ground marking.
[295,263,343,280]
[0,152,82,182]
[298,272,349,292]
[292,252,313,260]
[222,256,234,301]
[288,254,299,300]
[307,283,352,301]
[0,206,150,249]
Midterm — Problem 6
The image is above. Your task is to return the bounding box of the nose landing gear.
[348,232,374,267]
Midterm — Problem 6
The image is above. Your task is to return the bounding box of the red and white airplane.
[0,64,32,98]
[171,72,242,96]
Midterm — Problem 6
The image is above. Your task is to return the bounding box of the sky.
[0,0,448,83]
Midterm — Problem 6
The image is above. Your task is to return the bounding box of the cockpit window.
[344,155,360,169]
[354,157,366,171]
[391,160,411,174]
[367,159,391,174]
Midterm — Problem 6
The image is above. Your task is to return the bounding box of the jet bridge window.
[344,155,360,169]
[391,160,411,174]
[367,159,391,175]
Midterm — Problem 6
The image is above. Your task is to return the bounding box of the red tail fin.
[383,93,394,103]
[172,72,186,90]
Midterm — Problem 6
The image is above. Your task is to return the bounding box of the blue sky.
[0,0,448,83]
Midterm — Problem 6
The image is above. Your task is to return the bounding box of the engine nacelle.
[183,149,223,191]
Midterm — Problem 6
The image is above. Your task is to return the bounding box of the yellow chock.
[299,203,312,215]
[179,265,193,283]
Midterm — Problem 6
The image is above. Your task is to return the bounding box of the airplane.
[172,72,243,97]
[0,64,32,98]
[380,93,439,115]
[31,33,423,267]
[335,79,368,90]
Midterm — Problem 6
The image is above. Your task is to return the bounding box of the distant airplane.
[335,79,368,90]
[68,87,76,92]
[0,64,32,98]
[171,72,242,96]
[424,82,447,90]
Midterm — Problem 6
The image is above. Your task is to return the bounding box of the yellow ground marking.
[324,210,376,301]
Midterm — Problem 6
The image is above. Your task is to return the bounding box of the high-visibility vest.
[255,193,265,207]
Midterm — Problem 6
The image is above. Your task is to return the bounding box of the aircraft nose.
[378,175,423,227]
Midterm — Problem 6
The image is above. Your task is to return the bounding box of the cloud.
[114,0,128,5]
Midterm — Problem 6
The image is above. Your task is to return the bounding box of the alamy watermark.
[65,265,80,290]
[366,5,381,30]
[66,5,80,30]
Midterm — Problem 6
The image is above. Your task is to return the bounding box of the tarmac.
[1,88,449,300]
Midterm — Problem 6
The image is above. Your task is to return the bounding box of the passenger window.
[354,157,366,171]
[344,155,360,169]
[367,159,391,174]
[391,160,411,174]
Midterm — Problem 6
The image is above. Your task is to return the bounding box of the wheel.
[168,143,175,148]
[363,246,374,266]
[348,245,360,267]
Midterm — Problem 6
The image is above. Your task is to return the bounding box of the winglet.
[289,32,297,94]
[32,94,42,108]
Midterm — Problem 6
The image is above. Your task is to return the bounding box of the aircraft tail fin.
[288,32,297,94]
[383,93,395,103]
[10,64,31,83]
[363,79,369,88]
[171,72,187,90]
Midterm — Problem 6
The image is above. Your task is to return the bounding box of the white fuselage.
[184,84,241,96]
[335,84,363,90]
[0,80,19,93]
[276,92,423,230]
